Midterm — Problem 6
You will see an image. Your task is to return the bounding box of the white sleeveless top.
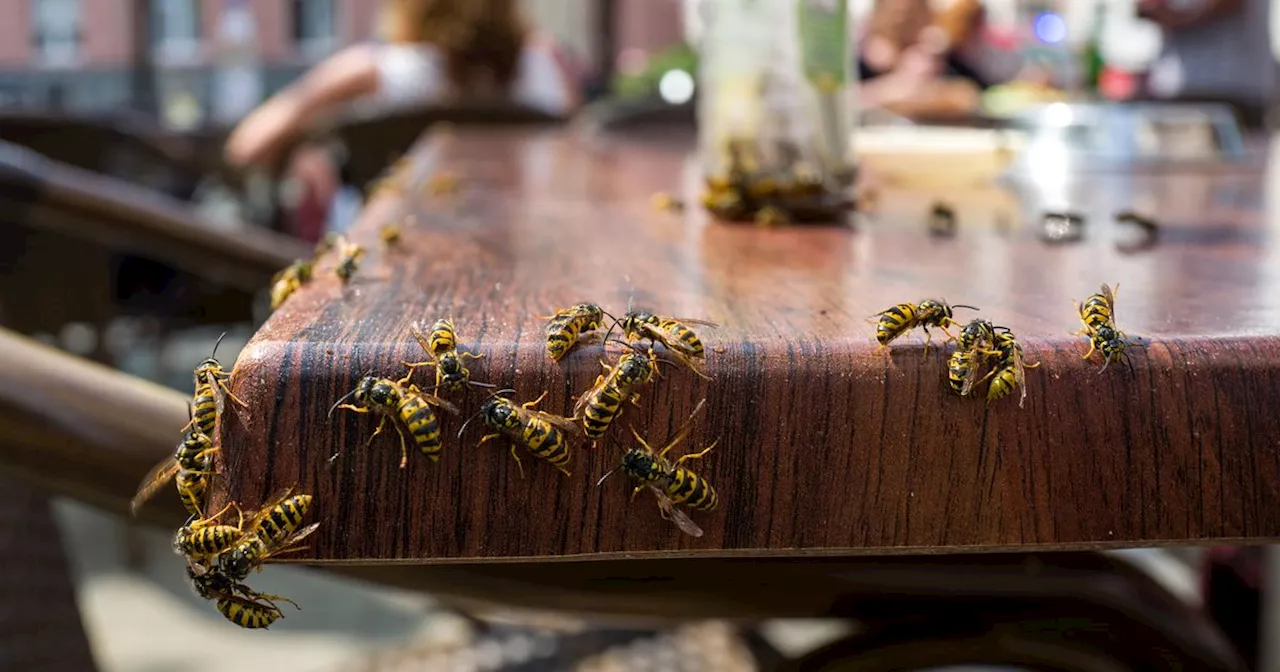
[373,41,573,115]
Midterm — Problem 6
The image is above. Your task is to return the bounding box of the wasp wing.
[572,371,611,418]
[531,409,586,439]
[664,317,719,329]
[650,486,703,538]
[131,457,182,516]
[239,486,297,534]
[958,353,985,397]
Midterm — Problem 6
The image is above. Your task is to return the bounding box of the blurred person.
[858,0,998,117]
[1140,0,1277,129]
[225,0,583,240]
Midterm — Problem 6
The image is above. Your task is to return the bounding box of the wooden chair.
[0,138,308,363]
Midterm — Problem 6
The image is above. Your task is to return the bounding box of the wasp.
[269,259,314,311]
[598,398,719,538]
[330,375,459,469]
[132,408,219,516]
[173,501,245,560]
[871,299,977,355]
[188,562,298,630]
[185,332,247,437]
[459,390,580,478]
[380,221,402,247]
[426,172,460,196]
[946,319,999,397]
[402,319,491,392]
[315,231,342,257]
[334,237,365,283]
[611,308,718,378]
[1075,283,1134,371]
[754,205,790,227]
[218,488,319,581]
[984,328,1040,407]
[573,345,662,444]
[651,192,685,213]
[542,303,607,362]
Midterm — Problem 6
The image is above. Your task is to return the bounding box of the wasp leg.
[247,590,301,611]
[397,360,435,386]
[217,380,249,408]
[673,440,719,466]
[630,485,645,501]
[521,392,548,410]
[508,444,527,479]
[1081,339,1098,360]
[337,404,368,415]
[459,351,484,361]
[366,415,389,447]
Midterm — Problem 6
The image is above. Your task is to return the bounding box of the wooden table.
[217,125,1280,565]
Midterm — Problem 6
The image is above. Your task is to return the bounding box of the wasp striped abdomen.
[667,467,719,511]
[217,596,280,629]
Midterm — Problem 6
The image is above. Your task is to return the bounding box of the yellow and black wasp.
[542,303,607,362]
[573,343,663,444]
[459,390,580,478]
[218,488,319,581]
[1075,283,1134,371]
[173,501,245,561]
[269,259,314,310]
[403,319,492,392]
[380,220,402,247]
[315,231,342,257]
[597,398,719,538]
[984,327,1040,407]
[946,319,999,397]
[186,332,247,437]
[611,308,717,378]
[871,299,977,355]
[188,562,298,630]
[131,408,219,516]
[330,375,459,469]
[335,236,365,283]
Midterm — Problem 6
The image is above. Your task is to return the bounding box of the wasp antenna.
[951,304,980,311]
[328,388,359,418]
[456,409,486,440]
[211,331,228,359]
[468,380,498,389]
[595,467,620,487]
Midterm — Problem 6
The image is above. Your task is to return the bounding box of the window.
[150,0,201,62]
[32,0,81,67]
[293,0,337,58]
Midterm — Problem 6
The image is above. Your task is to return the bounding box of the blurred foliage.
[611,43,699,100]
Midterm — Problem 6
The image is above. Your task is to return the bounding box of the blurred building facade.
[0,0,690,126]
[0,0,380,125]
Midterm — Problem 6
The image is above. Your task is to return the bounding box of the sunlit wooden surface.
[216,125,1280,564]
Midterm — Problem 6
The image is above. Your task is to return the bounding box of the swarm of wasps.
[871,284,1141,406]
[698,138,855,226]
[131,334,317,629]
[329,304,721,538]
[871,298,1041,407]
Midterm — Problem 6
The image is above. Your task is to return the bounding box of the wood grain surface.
[215,126,1280,563]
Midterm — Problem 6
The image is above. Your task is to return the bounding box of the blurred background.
[1,0,1277,670]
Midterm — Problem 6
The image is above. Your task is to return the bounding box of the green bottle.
[1081,4,1105,94]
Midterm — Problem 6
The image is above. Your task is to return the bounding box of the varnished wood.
[217,126,1280,563]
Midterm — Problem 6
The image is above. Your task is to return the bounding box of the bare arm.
[1138,0,1244,31]
[225,44,382,168]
